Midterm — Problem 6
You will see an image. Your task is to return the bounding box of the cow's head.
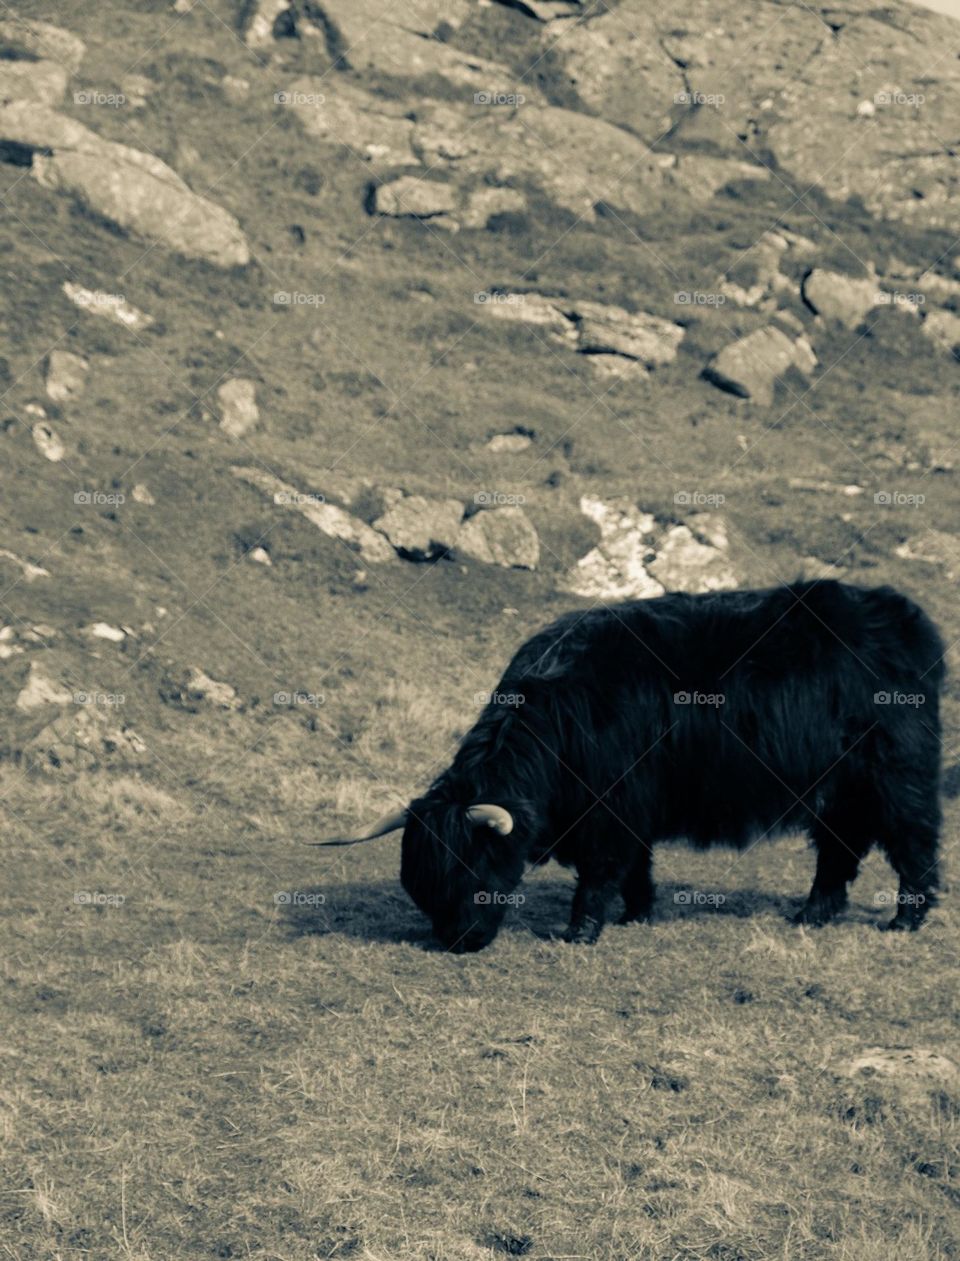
[311,799,524,951]
[400,798,525,952]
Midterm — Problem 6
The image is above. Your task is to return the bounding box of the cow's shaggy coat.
[397,581,945,951]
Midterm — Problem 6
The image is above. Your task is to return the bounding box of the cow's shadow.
[279,877,803,949]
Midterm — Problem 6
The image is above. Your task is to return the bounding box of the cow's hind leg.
[794,814,871,927]
[876,803,940,932]
[619,846,654,925]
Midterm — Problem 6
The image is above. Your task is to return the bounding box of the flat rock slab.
[232,466,395,564]
[374,175,457,218]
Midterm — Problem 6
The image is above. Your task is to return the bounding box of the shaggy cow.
[317,580,945,952]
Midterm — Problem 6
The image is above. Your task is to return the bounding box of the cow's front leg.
[563,874,619,944]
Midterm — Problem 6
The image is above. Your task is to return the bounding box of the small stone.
[63,283,153,330]
[374,176,457,218]
[249,546,272,565]
[895,530,960,580]
[131,483,155,505]
[486,433,533,453]
[16,663,72,711]
[173,667,241,710]
[0,549,50,581]
[921,309,960,355]
[217,378,259,438]
[221,75,250,105]
[456,506,539,569]
[45,350,89,402]
[85,622,126,642]
[32,422,65,462]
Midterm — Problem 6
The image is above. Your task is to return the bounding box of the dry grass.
[2,667,958,1260]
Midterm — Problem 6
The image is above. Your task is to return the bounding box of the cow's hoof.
[792,897,844,927]
[879,915,922,933]
[563,918,602,944]
[618,910,652,926]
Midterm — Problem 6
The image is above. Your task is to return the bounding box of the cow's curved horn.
[305,807,408,847]
[466,804,514,835]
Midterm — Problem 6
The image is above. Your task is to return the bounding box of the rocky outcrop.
[560,498,737,600]
[483,293,685,370]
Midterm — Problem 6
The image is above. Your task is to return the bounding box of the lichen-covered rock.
[647,524,737,593]
[560,497,663,600]
[456,507,539,569]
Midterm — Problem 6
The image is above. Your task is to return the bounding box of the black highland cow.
[319,581,945,952]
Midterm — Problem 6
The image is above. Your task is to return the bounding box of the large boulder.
[373,494,464,560]
[0,59,67,107]
[704,324,817,406]
[0,102,249,266]
[646,524,737,594]
[802,269,883,328]
[456,507,540,570]
[572,301,685,367]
